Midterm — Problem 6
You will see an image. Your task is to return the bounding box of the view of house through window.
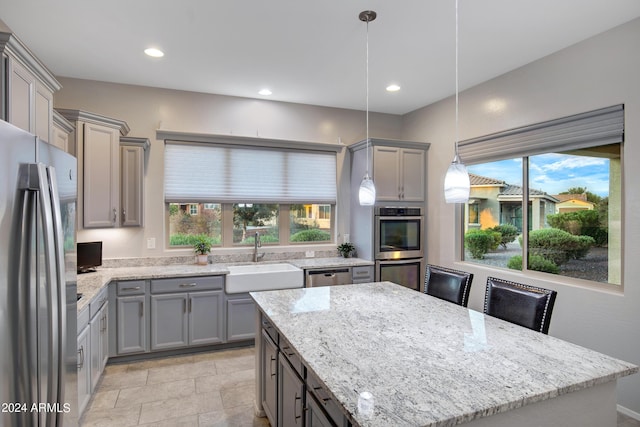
[463,144,621,285]
[169,203,333,247]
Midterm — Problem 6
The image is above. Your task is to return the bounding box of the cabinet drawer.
[151,275,223,294]
[117,280,146,296]
[89,287,108,318]
[279,335,303,378]
[261,314,278,345]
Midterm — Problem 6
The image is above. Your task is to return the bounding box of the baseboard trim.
[618,404,640,421]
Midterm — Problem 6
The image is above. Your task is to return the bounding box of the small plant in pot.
[337,242,355,258]
[193,235,212,265]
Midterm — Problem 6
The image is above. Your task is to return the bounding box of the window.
[164,140,338,248]
[460,105,623,286]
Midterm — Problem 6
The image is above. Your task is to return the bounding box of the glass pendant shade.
[444,155,470,204]
[359,173,376,206]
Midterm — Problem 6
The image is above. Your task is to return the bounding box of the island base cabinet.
[305,391,334,427]
[117,295,147,354]
[278,356,304,427]
[261,330,278,427]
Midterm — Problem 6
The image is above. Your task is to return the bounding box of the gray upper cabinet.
[373,145,425,202]
[0,19,61,143]
[120,137,148,227]
[56,109,141,229]
[350,138,429,205]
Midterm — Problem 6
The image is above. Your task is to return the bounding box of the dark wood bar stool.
[484,277,557,334]
[424,264,474,307]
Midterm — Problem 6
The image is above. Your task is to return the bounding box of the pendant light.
[444,0,470,204]
[358,10,377,206]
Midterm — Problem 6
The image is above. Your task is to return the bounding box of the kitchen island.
[251,281,638,427]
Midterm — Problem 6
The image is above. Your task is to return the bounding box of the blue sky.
[468,153,611,197]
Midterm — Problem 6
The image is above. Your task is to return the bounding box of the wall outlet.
[147,238,156,249]
[343,234,350,244]
[305,250,315,258]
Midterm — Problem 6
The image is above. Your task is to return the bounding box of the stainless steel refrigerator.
[0,119,78,426]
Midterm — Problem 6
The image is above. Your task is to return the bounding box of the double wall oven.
[375,207,424,291]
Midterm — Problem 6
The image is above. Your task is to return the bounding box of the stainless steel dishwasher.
[305,268,352,287]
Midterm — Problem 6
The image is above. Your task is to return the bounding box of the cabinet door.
[120,145,144,227]
[7,58,34,133]
[83,122,120,228]
[117,295,147,354]
[373,146,401,201]
[278,356,305,427]
[261,330,278,427]
[226,296,256,342]
[189,291,223,346]
[89,310,101,392]
[77,325,91,416]
[34,81,53,142]
[151,293,189,350]
[99,303,109,373]
[401,148,425,201]
[305,391,334,427]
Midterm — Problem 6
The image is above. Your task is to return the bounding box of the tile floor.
[80,346,269,426]
[82,346,640,427]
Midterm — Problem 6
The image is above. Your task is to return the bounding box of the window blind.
[458,104,624,164]
[164,142,337,203]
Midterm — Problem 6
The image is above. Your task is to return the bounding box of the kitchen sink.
[226,263,303,294]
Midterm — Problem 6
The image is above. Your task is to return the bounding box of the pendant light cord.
[365,17,370,174]
[454,0,460,160]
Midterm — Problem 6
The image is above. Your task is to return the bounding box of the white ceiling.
[2,1,640,115]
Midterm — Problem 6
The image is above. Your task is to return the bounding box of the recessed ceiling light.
[144,48,164,58]
[386,84,401,92]
[258,88,272,96]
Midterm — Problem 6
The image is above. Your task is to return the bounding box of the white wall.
[54,80,403,259]
[401,18,640,414]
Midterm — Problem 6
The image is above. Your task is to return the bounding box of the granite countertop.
[251,282,638,427]
[76,257,371,312]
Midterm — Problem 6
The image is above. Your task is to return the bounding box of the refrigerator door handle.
[45,164,68,426]
[26,163,66,426]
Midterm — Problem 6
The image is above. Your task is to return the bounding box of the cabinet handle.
[269,355,276,377]
[282,346,296,358]
[183,299,187,313]
[122,208,126,223]
[294,392,302,421]
[179,283,197,288]
[312,386,331,402]
[121,286,141,291]
[113,208,117,223]
[189,297,192,313]
[139,301,144,317]
[77,346,84,370]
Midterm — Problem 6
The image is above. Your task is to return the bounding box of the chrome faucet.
[254,231,265,262]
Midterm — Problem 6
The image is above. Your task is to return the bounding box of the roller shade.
[164,142,337,203]
[459,104,624,164]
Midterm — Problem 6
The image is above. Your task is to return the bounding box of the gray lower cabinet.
[114,280,149,355]
[150,276,224,351]
[261,329,278,427]
[305,391,334,427]
[117,295,147,354]
[77,313,91,416]
[226,294,256,342]
[89,301,108,391]
[278,355,305,427]
[150,290,224,350]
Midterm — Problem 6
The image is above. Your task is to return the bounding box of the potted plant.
[337,242,355,258]
[193,235,212,265]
